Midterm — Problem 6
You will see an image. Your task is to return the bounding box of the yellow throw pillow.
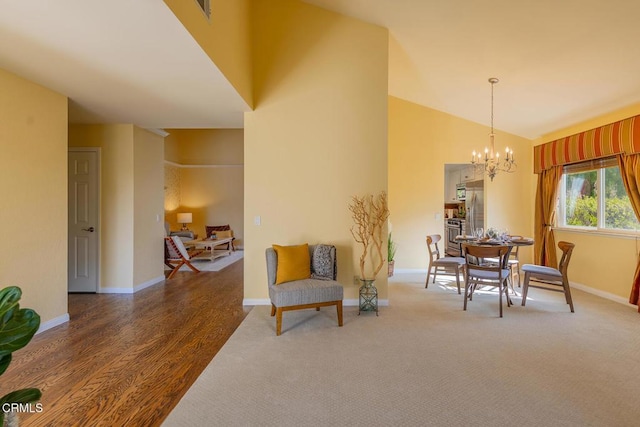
[273,243,311,285]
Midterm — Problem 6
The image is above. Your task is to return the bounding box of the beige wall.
[164,129,244,247]
[534,103,640,302]
[0,68,68,325]
[244,0,389,302]
[164,0,253,108]
[133,127,166,285]
[389,96,536,270]
[69,124,165,291]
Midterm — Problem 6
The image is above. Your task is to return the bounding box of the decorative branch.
[349,191,390,280]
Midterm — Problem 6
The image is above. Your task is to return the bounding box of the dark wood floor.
[1,259,250,427]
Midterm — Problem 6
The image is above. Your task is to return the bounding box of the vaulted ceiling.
[304,0,640,139]
[2,1,640,139]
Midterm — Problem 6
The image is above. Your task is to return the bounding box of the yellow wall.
[164,133,181,164]
[0,68,68,325]
[536,102,640,144]
[164,0,253,108]
[389,96,536,270]
[554,230,638,302]
[534,103,640,302]
[133,127,166,285]
[164,129,244,247]
[69,124,165,291]
[244,0,389,302]
[166,129,243,165]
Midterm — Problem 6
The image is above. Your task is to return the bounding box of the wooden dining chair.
[482,235,523,288]
[462,243,511,317]
[426,235,465,294]
[506,235,523,287]
[164,236,204,279]
[521,241,575,312]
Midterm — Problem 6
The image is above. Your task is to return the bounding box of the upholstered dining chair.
[521,241,576,312]
[164,236,204,279]
[425,234,465,294]
[462,243,511,317]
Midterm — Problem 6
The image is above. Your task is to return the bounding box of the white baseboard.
[100,275,165,294]
[134,276,165,293]
[393,269,634,308]
[570,281,633,307]
[36,313,70,334]
[243,298,270,306]
[395,268,428,274]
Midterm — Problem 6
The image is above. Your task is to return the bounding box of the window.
[558,158,640,232]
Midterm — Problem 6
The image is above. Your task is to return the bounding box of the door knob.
[82,227,95,232]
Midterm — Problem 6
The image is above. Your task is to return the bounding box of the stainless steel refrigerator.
[464,180,484,235]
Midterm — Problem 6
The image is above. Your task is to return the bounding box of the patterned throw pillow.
[311,244,334,280]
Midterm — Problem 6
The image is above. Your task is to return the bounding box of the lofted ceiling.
[1,1,640,139]
[304,0,640,139]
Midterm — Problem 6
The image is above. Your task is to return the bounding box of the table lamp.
[177,213,192,231]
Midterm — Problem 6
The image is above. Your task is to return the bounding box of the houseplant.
[0,286,42,426]
[387,232,397,277]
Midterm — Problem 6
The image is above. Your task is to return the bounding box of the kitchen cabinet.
[445,169,459,202]
[460,165,476,182]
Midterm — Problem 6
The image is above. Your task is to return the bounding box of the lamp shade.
[177,213,192,224]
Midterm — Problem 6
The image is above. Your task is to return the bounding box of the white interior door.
[68,149,99,292]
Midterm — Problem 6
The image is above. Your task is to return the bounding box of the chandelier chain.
[490,79,494,135]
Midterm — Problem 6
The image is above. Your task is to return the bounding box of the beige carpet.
[163,272,640,426]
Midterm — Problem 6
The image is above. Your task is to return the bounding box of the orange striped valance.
[534,114,640,173]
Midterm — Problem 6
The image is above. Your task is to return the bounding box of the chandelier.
[471,77,516,181]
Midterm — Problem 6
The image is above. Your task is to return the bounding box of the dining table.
[455,234,534,296]
[455,235,534,265]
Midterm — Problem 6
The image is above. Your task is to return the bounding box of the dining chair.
[462,243,511,317]
[483,235,522,288]
[521,241,575,312]
[507,238,522,287]
[426,234,465,294]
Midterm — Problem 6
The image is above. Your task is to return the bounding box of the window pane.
[565,170,597,227]
[603,167,640,230]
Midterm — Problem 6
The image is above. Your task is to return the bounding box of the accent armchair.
[265,244,343,336]
[164,236,204,279]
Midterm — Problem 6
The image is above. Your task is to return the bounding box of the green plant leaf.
[0,308,40,357]
[0,287,21,326]
[387,232,397,261]
[0,353,12,376]
[0,387,42,405]
[0,286,42,422]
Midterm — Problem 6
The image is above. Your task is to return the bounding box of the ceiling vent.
[195,0,210,19]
